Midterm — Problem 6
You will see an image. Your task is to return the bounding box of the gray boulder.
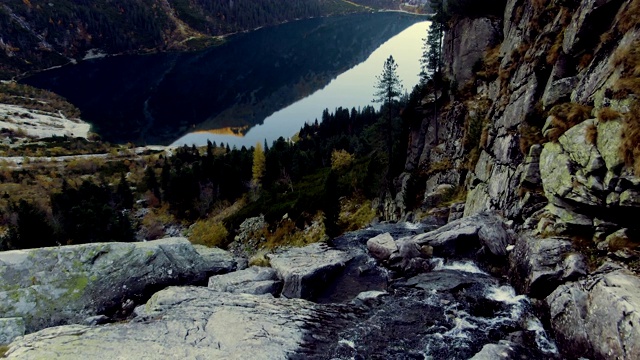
[542,77,579,109]
[0,318,25,344]
[510,235,587,298]
[0,238,237,333]
[547,263,640,360]
[268,243,352,299]
[412,213,512,257]
[208,266,281,296]
[4,286,335,360]
[391,238,432,275]
[366,233,397,261]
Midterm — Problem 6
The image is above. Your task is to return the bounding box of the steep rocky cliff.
[399,0,640,358]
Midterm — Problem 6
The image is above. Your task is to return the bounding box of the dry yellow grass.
[619,0,640,34]
[597,107,622,122]
[519,124,544,155]
[586,123,598,145]
[546,103,594,141]
[189,218,229,248]
[620,101,640,176]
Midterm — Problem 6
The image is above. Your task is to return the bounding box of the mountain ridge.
[0,0,401,79]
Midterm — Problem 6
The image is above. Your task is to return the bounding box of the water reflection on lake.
[23,13,429,146]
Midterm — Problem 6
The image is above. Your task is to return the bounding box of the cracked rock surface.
[0,238,238,334]
[4,286,334,360]
[546,263,640,360]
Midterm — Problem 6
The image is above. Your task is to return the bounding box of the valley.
[1,0,640,359]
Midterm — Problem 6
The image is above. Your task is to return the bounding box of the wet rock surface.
[413,212,512,258]
[298,263,557,360]
[3,223,559,359]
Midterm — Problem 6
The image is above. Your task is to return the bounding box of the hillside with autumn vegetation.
[0,0,400,78]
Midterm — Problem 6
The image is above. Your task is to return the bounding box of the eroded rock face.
[538,116,640,233]
[4,287,329,360]
[510,235,587,298]
[443,17,502,86]
[547,263,640,360]
[0,238,238,333]
[268,243,353,300]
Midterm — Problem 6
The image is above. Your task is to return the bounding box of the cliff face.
[401,1,640,358]
[405,0,640,232]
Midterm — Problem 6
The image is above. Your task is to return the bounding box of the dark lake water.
[22,12,428,146]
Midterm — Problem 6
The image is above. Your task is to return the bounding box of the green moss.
[0,345,10,358]
[64,276,89,301]
[7,290,22,303]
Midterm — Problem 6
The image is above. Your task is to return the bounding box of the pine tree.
[116,173,134,209]
[420,0,447,143]
[420,0,445,84]
[373,55,403,183]
[373,55,403,110]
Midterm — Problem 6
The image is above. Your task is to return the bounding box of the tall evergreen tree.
[116,173,134,210]
[420,0,446,143]
[373,55,403,184]
[373,55,403,111]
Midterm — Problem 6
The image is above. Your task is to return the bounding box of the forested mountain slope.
[0,0,399,79]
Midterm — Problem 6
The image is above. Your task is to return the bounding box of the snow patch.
[0,103,90,139]
[83,49,108,60]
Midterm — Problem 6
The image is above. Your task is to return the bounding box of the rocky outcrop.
[208,266,282,296]
[546,263,640,360]
[0,238,238,333]
[537,113,640,237]
[443,17,502,86]
[3,286,335,360]
[510,235,588,298]
[268,243,353,300]
[413,212,512,257]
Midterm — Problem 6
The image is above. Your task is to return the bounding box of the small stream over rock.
[2,218,560,359]
[293,222,559,359]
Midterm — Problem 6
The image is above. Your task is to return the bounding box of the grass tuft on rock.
[546,102,593,141]
[0,345,8,357]
[339,198,377,233]
[619,101,640,176]
[597,107,622,122]
[249,250,271,267]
